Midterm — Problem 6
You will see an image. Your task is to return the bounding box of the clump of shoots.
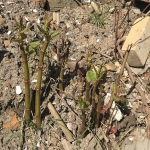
[86,65,106,127]
[77,48,107,137]
[12,16,59,128]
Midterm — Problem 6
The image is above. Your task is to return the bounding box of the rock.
[109,7,115,13]
[122,16,150,67]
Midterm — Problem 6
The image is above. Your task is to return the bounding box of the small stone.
[5,83,11,88]
[28,16,36,22]
[16,86,22,94]
[7,31,11,35]
[109,8,115,13]
[33,9,38,13]
[32,79,37,82]
[4,40,10,47]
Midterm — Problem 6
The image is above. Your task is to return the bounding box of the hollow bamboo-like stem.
[95,84,103,128]
[85,80,90,103]
[91,64,102,125]
[91,80,98,124]
[80,110,86,138]
[20,43,31,124]
[35,39,49,128]
[59,65,64,96]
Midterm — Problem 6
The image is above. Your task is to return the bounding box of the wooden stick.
[47,102,74,142]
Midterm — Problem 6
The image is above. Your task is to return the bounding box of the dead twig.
[117,126,135,143]
[47,102,74,142]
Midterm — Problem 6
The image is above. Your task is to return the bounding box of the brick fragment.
[122,16,150,67]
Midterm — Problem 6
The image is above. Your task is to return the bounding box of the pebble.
[109,8,115,13]
[16,86,22,94]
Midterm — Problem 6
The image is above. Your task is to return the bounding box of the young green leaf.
[120,97,129,105]
[26,41,40,55]
[98,71,105,80]
[29,41,40,49]
[86,70,97,82]
[112,94,120,102]
[20,33,27,40]
[28,50,35,56]
[50,30,59,39]
[37,25,47,34]
[20,27,29,34]
[112,83,117,93]
[11,39,23,43]
[78,96,89,111]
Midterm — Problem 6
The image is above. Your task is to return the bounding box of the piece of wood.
[47,102,74,142]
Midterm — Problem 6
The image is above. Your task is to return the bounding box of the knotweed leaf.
[26,41,40,55]
[86,71,96,82]
[98,71,105,80]
[37,25,47,34]
[50,30,59,39]
[20,27,29,33]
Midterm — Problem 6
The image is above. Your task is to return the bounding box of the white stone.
[33,9,37,13]
[36,18,40,24]
[111,101,123,121]
[32,79,37,83]
[16,86,22,94]
[7,31,11,35]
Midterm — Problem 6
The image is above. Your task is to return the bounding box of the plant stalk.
[20,43,31,124]
[91,80,98,125]
[95,84,103,128]
[80,110,86,138]
[59,64,64,95]
[35,38,49,128]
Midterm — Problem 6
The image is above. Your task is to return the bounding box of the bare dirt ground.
[0,0,150,150]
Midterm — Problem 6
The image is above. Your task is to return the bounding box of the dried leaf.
[67,61,77,72]
[105,63,117,71]
[3,114,20,130]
